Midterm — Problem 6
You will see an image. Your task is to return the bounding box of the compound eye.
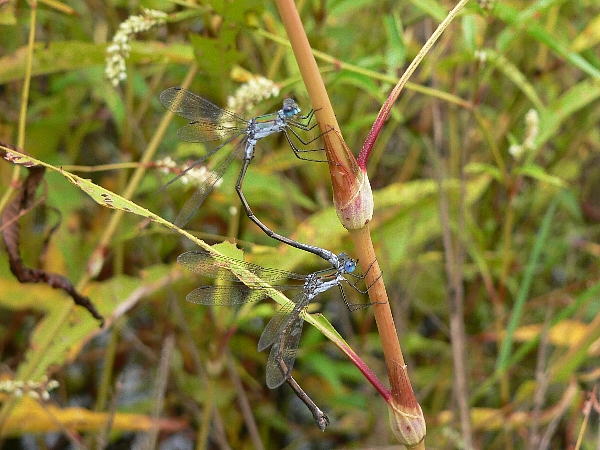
[282,99,300,117]
[345,260,356,273]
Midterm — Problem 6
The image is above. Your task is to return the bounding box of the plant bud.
[323,128,374,229]
[388,362,426,446]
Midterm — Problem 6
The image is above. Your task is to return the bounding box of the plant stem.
[275,0,405,384]
[349,226,404,380]
[275,2,425,446]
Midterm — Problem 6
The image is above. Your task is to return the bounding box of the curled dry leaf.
[1,142,104,326]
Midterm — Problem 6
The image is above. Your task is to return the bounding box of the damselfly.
[160,87,324,228]
[177,249,375,389]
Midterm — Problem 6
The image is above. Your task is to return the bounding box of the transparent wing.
[257,292,305,352]
[177,250,306,283]
[265,313,305,389]
[173,145,240,228]
[160,87,247,142]
[185,284,285,305]
[160,87,247,124]
[160,139,232,193]
[176,122,244,143]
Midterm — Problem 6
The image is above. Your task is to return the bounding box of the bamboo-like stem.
[348,227,427,448]
[275,0,424,446]
[349,226,404,372]
[275,0,404,381]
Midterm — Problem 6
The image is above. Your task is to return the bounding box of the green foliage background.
[1,0,600,448]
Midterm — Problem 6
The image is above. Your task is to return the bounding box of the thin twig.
[528,299,555,449]
[226,353,265,450]
[425,124,473,448]
[538,381,578,450]
[95,374,124,450]
[133,334,175,450]
[426,15,473,446]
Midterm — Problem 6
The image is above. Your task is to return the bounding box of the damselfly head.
[282,98,301,118]
[335,252,356,273]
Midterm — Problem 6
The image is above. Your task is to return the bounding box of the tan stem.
[349,226,404,385]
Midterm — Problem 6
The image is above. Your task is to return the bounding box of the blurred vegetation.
[1,0,600,448]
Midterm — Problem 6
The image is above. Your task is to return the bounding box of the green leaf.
[494,3,600,80]
[461,14,476,54]
[330,70,382,100]
[514,164,566,187]
[464,162,503,182]
[189,31,244,96]
[572,13,600,52]
[244,166,317,212]
[408,0,447,21]
[0,41,194,85]
[384,12,405,70]
[535,79,600,151]
[480,49,545,111]
[328,0,379,18]
[495,199,558,373]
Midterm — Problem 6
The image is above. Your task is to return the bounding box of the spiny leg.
[285,125,340,164]
[339,260,386,311]
[288,108,318,130]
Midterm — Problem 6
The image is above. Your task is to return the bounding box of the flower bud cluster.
[157,156,223,188]
[0,376,59,401]
[106,8,167,87]
[227,77,280,115]
[509,109,540,160]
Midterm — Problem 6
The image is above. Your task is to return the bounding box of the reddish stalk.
[275,0,425,446]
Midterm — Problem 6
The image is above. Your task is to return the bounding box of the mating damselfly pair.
[160,88,378,428]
